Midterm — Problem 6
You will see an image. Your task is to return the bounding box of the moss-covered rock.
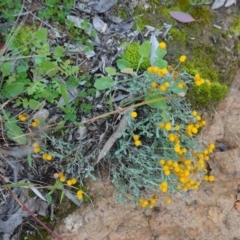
[187,82,228,109]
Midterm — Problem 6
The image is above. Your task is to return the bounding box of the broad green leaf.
[5,83,25,97]
[29,99,42,109]
[17,64,29,74]
[40,61,58,77]
[60,84,69,105]
[54,45,65,60]
[1,62,12,76]
[161,111,170,122]
[139,41,151,58]
[35,28,47,43]
[145,90,167,109]
[154,58,168,69]
[34,56,45,65]
[171,81,188,95]
[23,98,29,108]
[46,194,52,205]
[155,47,167,59]
[94,76,114,90]
[4,119,26,144]
[105,67,116,76]
[116,59,131,70]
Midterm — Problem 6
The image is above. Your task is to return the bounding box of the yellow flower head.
[151,82,158,88]
[18,113,28,122]
[159,85,166,92]
[165,122,171,131]
[77,190,83,199]
[67,180,72,186]
[131,111,138,118]
[147,66,154,73]
[134,140,141,147]
[33,147,41,153]
[133,135,140,141]
[60,176,66,182]
[179,55,187,63]
[71,178,77,184]
[32,119,40,127]
[159,42,166,49]
[166,197,172,204]
[161,68,168,75]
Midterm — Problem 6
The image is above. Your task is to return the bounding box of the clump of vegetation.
[94,41,216,205]
[187,81,228,108]
[122,42,150,70]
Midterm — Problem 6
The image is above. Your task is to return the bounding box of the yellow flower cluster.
[67,178,77,186]
[18,113,28,122]
[54,172,83,199]
[133,135,141,147]
[159,122,172,131]
[138,195,157,208]
[42,153,53,161]
[151,81,170,92]
[158,143,215,192]
[32,142,41,153]
[185,112,206,136]
[32,119,40,127]
[159,181,168,192]
[147,66,168,77]
[194,74,211,87]
[55,172,66,182]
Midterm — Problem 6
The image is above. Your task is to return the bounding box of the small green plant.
[0,27,96,127]
[94,40,216,205]
[38,0,74,23]
[0,0,22,21]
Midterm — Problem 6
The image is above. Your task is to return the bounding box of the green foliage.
[94,43,212,204]
[189,5,213,24]
[0,0,22,21]
[38,0,74,23]
[187,82,228,108]
[0,27,95,127]
[182,48,218,82]
[2,110,26,144]
[169,28,187,47]
[230,16,240,37]
[122,42,150,70]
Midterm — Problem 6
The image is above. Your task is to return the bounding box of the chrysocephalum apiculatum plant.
[101,40,216,206]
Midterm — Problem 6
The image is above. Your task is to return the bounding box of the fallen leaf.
[169,11,197,23]
[225,0,236,7]
[211,0,226,9]
[93,15,108,33]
